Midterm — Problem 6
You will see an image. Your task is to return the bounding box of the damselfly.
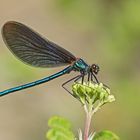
[0,21,100,97]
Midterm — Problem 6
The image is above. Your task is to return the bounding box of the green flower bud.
[72,82,115,112]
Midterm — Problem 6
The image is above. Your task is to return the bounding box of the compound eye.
[92,64,95,68]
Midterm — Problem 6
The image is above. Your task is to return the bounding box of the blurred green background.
[0,0,140,140]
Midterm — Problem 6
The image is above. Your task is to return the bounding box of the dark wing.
[2,21,76,68]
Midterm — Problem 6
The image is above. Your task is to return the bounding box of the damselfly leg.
[62,74,83,95]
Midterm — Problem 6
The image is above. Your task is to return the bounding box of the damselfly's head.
[91,64,100,75]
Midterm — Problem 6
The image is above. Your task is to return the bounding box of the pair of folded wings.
[2,21,76,68]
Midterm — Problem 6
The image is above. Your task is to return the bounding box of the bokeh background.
[0,0,140,140]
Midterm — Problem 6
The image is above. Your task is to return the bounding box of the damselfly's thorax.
[72,58,89,74]
[72,58,100,75]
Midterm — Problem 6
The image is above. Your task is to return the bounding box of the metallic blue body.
[0,66,72,97]
[73,59,89,74]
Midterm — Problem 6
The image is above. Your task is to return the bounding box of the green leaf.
[93,130,120,140]
[46,116,75,140]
